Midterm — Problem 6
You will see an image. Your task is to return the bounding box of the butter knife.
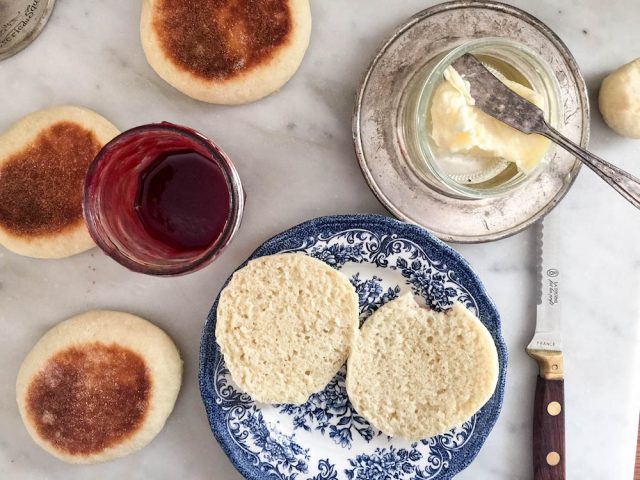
[451,53,640,210]
[527,217,565,480]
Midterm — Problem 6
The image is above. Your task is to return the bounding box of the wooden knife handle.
[533,376,565,480]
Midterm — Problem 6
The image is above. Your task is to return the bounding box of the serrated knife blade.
[527,218,563,352]
[527,213,566,480]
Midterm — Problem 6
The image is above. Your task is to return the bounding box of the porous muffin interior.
[346,293,498,440]
[216,253,359,404]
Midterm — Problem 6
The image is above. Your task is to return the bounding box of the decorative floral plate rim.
[199,214,507,479]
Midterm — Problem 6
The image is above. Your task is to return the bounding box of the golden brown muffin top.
[0,121,102,237]
[26,343,151,455]
[153,0,292,80]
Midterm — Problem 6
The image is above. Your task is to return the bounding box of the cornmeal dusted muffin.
[0,106,119,258]
[140,0,312,104]
[16,311,182,463]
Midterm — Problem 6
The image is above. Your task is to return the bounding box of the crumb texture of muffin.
[16,311,183,464]
[216,253,359,404]
[346,293,499,440]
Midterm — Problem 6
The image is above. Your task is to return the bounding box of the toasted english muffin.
[141,0,312,104]
[0,106,119,258]
[216,253,359,404]
[346,293,499,440]
[16,311,183,464]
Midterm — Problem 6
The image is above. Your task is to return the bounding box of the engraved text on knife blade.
[527,219,563,352]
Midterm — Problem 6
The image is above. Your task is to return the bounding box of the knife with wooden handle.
[527,217,565,480]
[447,52,571,478]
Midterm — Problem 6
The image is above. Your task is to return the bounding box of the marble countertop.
[1,0,639,478]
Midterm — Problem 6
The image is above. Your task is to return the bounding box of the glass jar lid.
[0,0,56,61]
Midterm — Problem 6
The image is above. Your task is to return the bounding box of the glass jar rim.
[415,37,561,199]
[83,122,244,276]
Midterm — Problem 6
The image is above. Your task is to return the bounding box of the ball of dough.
[598,58,640,139]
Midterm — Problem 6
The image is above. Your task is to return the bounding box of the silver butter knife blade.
[449,53,564,351]
[527,213,563,353]
[451,53,640,211]
[450,53,547,135]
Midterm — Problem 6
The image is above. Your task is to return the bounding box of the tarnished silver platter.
[353,0,590,243]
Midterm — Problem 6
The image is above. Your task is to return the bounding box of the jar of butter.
[401,37,563,198]
[353,1,590,242]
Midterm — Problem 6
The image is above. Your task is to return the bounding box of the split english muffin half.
[216,253,359,404]
[346,293,499,440]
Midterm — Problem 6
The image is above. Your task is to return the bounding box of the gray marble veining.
[0,1,638,479]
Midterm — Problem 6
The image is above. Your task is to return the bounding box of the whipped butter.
[430,66,550,174]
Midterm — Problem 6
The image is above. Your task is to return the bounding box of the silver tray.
[353,0,590,243]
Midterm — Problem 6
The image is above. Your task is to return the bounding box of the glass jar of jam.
[83,123,244,276]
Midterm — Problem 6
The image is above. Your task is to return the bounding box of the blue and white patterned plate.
[199,215,507,479]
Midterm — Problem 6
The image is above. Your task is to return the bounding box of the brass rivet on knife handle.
[547,402,562,416]
[546,452,561,466]
[527,349,564,380]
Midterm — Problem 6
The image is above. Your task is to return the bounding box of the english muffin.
[140,0,312,104]
[16,311,182,464]
[346,294,499,440]
[0,106,119,258]
[216,253,359,404]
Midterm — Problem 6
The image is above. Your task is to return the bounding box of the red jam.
[135,151,230,251]
[84,123,242,275]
